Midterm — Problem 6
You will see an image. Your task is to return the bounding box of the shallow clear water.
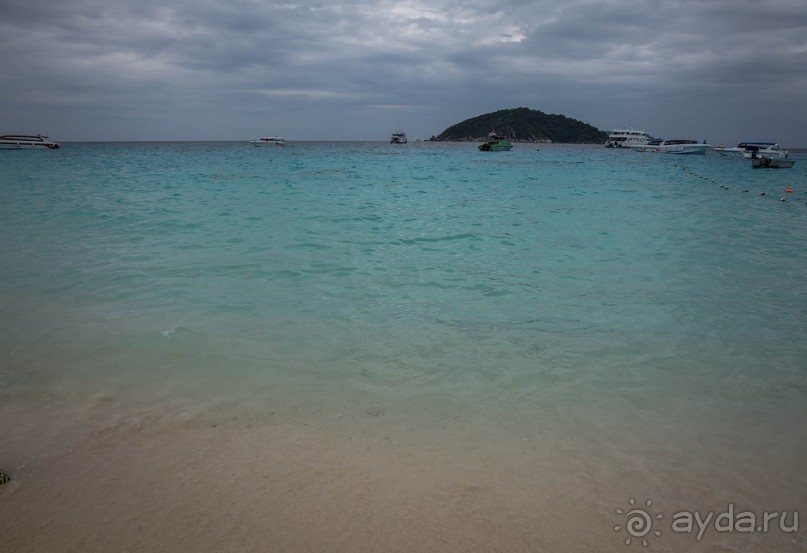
[2,141,806,550]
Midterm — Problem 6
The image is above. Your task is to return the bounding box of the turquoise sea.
[2,142,806,552]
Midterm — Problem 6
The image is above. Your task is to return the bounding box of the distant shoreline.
[21,140,807,150]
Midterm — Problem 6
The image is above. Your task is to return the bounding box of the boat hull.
[629,144,662,153]
[0,144,59,150]
[752,158,795,169]
[743,149,787,159]
[659,145,708,154]
[478,140,512,151]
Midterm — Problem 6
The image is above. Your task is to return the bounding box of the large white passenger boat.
[0,134,60,149]
[390,130,407,144]
[605,128,651,148]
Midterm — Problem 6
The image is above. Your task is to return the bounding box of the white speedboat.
[629,139,663,152]
[0,134,60,149]
[715,141,779,156]
[742,145,788,159]
[656,139,709,154]
[251,136,285,146]
[605,128,651,148]
[390,130,407,144]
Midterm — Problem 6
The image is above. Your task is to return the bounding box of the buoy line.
[674,164,803,205]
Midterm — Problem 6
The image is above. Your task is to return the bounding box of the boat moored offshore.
[656,139,709,155]
[629,139,664,153]
[751,156,795,168]
[390,130,407,144]
[0,134,60,149]
[478,132,513,151]
[742,144,788,159]
[251,136,286,146]
[605,128,651,148]
[716,141,780,156]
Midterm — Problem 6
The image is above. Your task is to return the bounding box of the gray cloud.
[1,0,805,144]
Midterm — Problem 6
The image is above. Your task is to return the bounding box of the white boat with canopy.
[716,141,778,155]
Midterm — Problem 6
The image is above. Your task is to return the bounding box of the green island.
[430,107,608,144]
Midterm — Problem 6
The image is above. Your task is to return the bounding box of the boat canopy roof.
[1,134,50,140]
[663,139,702,145]
[737,142,778,148]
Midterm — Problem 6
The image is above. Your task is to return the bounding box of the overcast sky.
[2,0,806,144]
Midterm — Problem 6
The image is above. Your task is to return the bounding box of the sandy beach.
[3,389,805,553]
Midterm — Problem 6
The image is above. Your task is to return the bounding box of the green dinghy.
[478,132,513,151]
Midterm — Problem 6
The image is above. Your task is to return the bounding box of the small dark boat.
[478,132,512,151]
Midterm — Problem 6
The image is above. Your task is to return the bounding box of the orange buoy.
[784,188,793,193]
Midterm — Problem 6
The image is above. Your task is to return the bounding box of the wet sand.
[2,391,805,553]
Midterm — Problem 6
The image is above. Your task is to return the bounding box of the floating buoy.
[784,188,793,193]
[0,469,10,485]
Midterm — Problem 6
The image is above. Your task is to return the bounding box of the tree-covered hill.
[431,107,607,144]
